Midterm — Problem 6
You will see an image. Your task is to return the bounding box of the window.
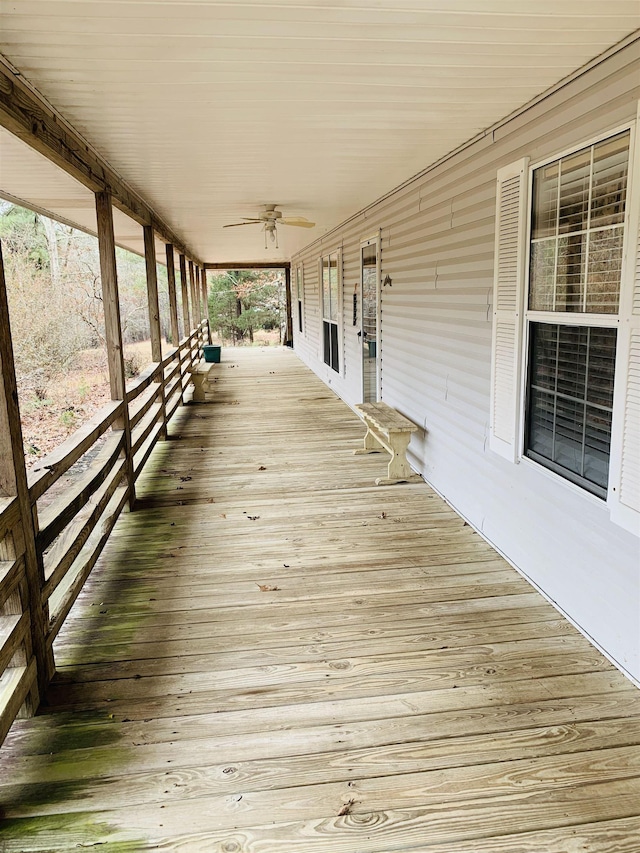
[296,265,304,334]
[524,131,630,498]
[321,252,341,372]
[490,123,639,535]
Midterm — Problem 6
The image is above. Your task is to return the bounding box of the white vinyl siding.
[292,44,640,681]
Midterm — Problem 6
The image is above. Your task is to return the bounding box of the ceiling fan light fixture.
[224,205,313,246]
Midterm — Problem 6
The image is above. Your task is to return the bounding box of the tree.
[1,205,92,393]
[208,270,282,344]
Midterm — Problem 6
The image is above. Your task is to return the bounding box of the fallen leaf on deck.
[257,583,280,592]
[338,799,356,816]
[180,476,192,482]
[258,466,267,471]
[379,512,387,519]
[247,515,260,521]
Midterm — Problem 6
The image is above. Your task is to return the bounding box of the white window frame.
[318,249,343,375]
[490,114,640,536]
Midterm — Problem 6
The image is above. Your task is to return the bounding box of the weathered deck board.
[0,346,639,852]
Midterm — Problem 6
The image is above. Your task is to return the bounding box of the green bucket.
[203,345,221,363]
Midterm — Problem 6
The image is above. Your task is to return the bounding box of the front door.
[361,238,379,402]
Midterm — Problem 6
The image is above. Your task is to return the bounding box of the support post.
[143,225,167,437]
[195,265,202,324]
[95,191,136,508]
[189,260,199,326]
[284,266,293,346]
[165,243,181,345]
[143,226,163,363]
[0,241,53,705]
[179,252,191,334]
[201,268,211,343]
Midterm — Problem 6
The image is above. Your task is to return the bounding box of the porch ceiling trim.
[0,55,199,263]
[205,262,290,270]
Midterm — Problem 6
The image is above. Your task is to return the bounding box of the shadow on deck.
[1,346,639,851]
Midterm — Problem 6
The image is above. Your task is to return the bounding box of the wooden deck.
[1,346,639,852]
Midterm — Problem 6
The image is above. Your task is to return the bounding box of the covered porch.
[1,346,639,851]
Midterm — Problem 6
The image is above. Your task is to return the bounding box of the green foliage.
[0,202,49,269]
[208,270,282,344]
[1,202,159,394]
[59,408,77,429]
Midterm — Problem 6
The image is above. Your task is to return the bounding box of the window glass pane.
[553,395,584,477]
[330,322,339,371]
[529,239,556,310]
[528,323,557,390]
[528,387,555,458]
[329,254,339,322]
[526,322,616,497]
[296,267,302,300]
[362,244,376,267]
[529,133,628,316]
[323,320,330,365]
[555,325,587,400]
[558,148,590,235]
[531,162,558,240]
[585,227,623,313]
[554,234,585,311]
[591,131,630,228]
[586,327,617,408]
[322,259,330,320]
[584,406,612,489]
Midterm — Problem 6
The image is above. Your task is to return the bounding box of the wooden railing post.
[194,266,201,324]
[95,191,136,509]
[201,268,211,342]
[0,241,53,705]
[198,266,205,324]
[143,226,167,437]
[179,253,191,334]
[189,261,199,326]
[143,226,163,364]
[165,243,181,345]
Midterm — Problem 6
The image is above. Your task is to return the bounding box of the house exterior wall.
[291,41,640,684]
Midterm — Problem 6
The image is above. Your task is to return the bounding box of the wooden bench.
[188,361,216,402]
[354,402,422,485]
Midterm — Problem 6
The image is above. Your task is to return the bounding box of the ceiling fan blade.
[279,217,315,228]
[223,220,262,228]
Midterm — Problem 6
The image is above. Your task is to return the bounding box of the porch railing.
[0,320,208,747]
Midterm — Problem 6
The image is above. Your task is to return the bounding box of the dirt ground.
[20,332,281,469]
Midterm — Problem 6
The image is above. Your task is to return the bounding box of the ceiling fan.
[223,204,315,248]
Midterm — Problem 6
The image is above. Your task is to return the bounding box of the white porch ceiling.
[0,1,639,265]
